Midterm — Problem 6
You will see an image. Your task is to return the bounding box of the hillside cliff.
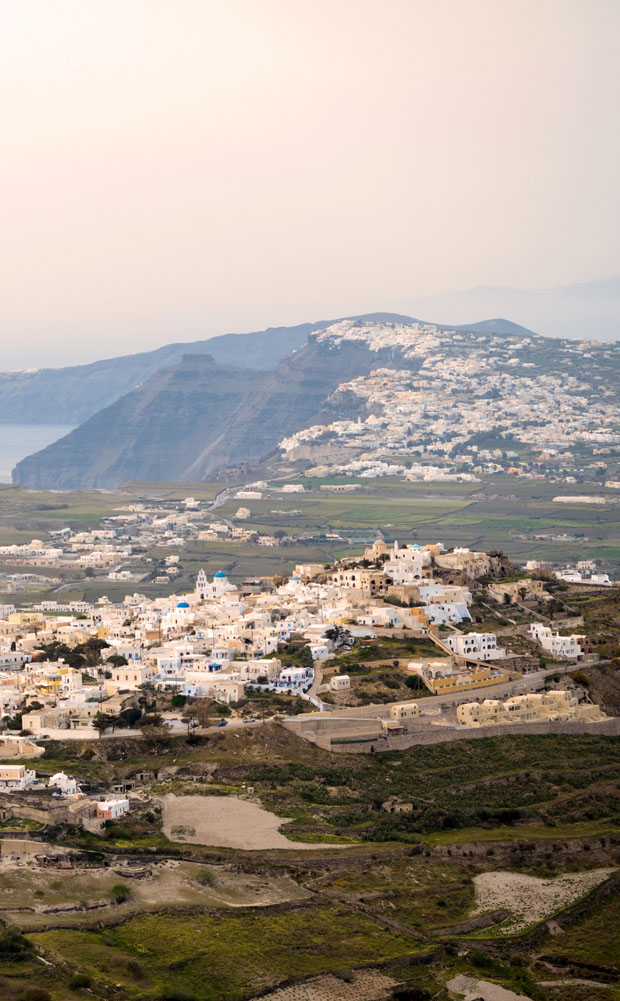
[0,324,315,425]
[10,315,543,490]
[12,337,383,489]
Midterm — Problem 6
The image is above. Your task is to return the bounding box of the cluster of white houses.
[0,539,607,740]
[277,321,620,487]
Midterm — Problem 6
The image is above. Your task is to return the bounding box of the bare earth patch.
[0,855,309,930]
[161,794,344,850]
[446,973,533,1000]
[250,968,397,1001]
[472,868,615,935]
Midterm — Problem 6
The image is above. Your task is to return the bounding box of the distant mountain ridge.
[0,324,314,425]
[400,275,620,341]
[0,313,422,426]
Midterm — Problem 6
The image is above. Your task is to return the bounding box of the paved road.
[205,487,236,530]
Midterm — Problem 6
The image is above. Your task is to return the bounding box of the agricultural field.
[29,906,420,1000]
[210,476,620,573]
[1,723,619,1000]
[1,474,620,605]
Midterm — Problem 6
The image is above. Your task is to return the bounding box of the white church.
[194,568,237,602]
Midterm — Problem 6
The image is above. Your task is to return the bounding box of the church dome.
[214,571,227,578]
[177,601,190,608]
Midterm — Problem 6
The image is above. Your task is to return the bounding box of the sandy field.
[447,973,532,1000]
[162,794,343,850]
[251,969,398,1001]
[472,867,615,934]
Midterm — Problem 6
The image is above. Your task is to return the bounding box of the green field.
[31,906,419,1000]
[1,475,619,603]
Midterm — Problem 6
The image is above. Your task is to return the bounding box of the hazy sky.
[2,0,619,368]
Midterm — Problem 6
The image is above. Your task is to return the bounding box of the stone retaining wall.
[325,716,620,752]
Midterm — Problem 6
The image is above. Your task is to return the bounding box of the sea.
[0,424,74,483]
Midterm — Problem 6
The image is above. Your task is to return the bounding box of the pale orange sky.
[1,0,619,367]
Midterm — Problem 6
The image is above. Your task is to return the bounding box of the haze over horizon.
[2,0,620,368]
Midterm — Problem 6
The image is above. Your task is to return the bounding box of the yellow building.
[457,690,606,727]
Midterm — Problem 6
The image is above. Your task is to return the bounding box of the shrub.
[405,675,425,690]
[111,883,131,904]
[195,867,215,887]
[333,969,354,982]
[126,958,144,979]
[0,925,33,960]
[69,973,91,989]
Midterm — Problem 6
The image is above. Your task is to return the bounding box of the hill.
[452,318,535,336]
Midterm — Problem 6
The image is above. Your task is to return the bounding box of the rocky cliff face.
[0,312,415,426]
[0,324,315,425]
[12,337,382,489]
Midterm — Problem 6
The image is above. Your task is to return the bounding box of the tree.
[117,707,142,728]
[192,698,214,729]
[299,645,314,668]
[93,711,117,736]
[107,654,128,667]
[405,675,425,691]
[78,637,110,667]
[139,713,164,728]
[171,694,187,708]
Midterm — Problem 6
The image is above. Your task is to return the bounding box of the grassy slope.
[32,907,419,1000]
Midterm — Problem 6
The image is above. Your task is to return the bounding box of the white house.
[48,771,79,796]
[0,765,37,790]
[96,797,130,820]
[528,623,586,659]
[446,632,506,661]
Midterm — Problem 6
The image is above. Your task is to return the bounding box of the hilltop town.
[278,321,620,486]
[1,534,618,799]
